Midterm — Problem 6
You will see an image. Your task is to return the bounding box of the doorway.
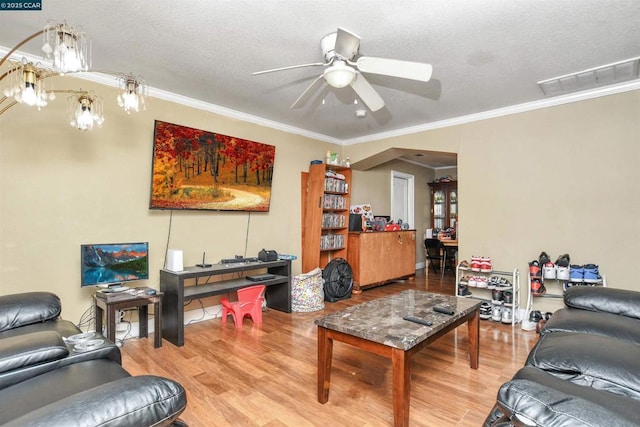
[391,171,414,229]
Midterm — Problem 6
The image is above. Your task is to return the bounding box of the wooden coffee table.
[315,290,481,427]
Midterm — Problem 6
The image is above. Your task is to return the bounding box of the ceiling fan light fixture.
[323,60,356,88]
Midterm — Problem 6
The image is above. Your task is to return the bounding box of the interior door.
[391,171,414,228]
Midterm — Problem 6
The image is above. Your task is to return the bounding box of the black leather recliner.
[484,286,640,427]
[0,292,187,426]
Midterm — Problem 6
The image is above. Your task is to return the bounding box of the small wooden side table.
[94,290,163,348]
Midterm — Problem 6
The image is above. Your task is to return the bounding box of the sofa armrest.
[3,375,187,427]
[492,366,640,427]
[0,292,62,333]
[0,331,68,374]
[564,286,640,320]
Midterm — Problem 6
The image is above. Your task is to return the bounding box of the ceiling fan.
[252,27,433,112]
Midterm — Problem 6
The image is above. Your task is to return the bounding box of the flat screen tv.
[149,120,276,212]
[81,242,149,287]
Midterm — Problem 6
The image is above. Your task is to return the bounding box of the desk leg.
[139,304,149,338]
[468,308,480,369]
[392,348,411,427]
[317,326,333,404]
[154,299,162,348]
[95,304,104,336]
[106,306,117,344]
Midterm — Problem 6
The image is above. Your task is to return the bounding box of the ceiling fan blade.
[349,73,385,112]
[356,56,433,82]
[334,27,360,60]
[252,62,325,76]
[290,75,325,109]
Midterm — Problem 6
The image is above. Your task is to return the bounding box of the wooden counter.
[347,230,416,293]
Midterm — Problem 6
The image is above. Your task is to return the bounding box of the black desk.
[160,259,291,347]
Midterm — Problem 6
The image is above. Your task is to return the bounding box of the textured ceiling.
[1,1,639,169]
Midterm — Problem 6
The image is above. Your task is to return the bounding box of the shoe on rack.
[496,278,512,289]
[583,264,601,283]
[491,304,504,322]
[555,254,570,267]
[491,289,504,304]
[471,256,481,272]
[468,276,477,287]
[476,276,488,288]
[479,302,492,320]
[531,278,546,296]
[528,260,542,278]
[539,251,551,265]
[570,264,584,283]
[459,260,470,269]
[480,256,492,272]
[556,266,570,281]
[562,281,574,292]
[457,285,472,297]
[487,276,499,290]
[501,307,513,324]
[543,262,557,280]
[529,310,543,323]
[503,290,513,306]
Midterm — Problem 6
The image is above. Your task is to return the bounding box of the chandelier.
[68,90,104,131]
[0,20,146,129]
[2,59,56,110]
[117,73,147,114]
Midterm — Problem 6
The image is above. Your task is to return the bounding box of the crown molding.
[3,46,638,147]
[342,80,640,146]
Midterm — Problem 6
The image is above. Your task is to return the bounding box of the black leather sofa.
[0,292,187,426]
[484,286,640,427]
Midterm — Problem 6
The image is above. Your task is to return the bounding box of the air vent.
[538,57,640,97]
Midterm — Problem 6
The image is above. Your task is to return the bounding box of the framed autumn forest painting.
[150,120,276,212]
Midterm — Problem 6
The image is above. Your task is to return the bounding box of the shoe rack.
[456,262,521,327]
[524,265,607,319]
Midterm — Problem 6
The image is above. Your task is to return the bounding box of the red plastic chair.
[220,284,265,329]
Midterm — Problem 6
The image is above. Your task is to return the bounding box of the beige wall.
[350,160,433,264]
[2,74,638,321]
[346,90,640,310]
[0,78,337,322]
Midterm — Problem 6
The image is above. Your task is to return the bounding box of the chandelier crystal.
[68,91,104,131]
[117,73,147,114]
[3,60,56,110]
[41,21,91,73]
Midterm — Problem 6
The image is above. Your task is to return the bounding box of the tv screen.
[149,120,276,212]
[81,242,149,287]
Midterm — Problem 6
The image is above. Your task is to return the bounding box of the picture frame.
[150,120,276,212]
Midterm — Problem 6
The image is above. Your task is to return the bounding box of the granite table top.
[314,290,481,351]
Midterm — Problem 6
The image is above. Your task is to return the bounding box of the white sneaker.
[543,262,557,280]
[557,266,570,281]
[491,304,503,322]
[476,277,488,288]
[501,307,513,324]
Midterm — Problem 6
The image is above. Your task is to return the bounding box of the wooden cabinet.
[428,181,457,231]
[347,230,416,292]
[301,163,352,273]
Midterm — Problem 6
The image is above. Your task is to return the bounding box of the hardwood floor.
[121,269,538,426]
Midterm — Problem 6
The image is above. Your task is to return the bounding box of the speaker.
[349,213,363,231]
[166,249,184,272]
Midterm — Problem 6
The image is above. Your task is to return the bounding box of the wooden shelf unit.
[301,163,352,273]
